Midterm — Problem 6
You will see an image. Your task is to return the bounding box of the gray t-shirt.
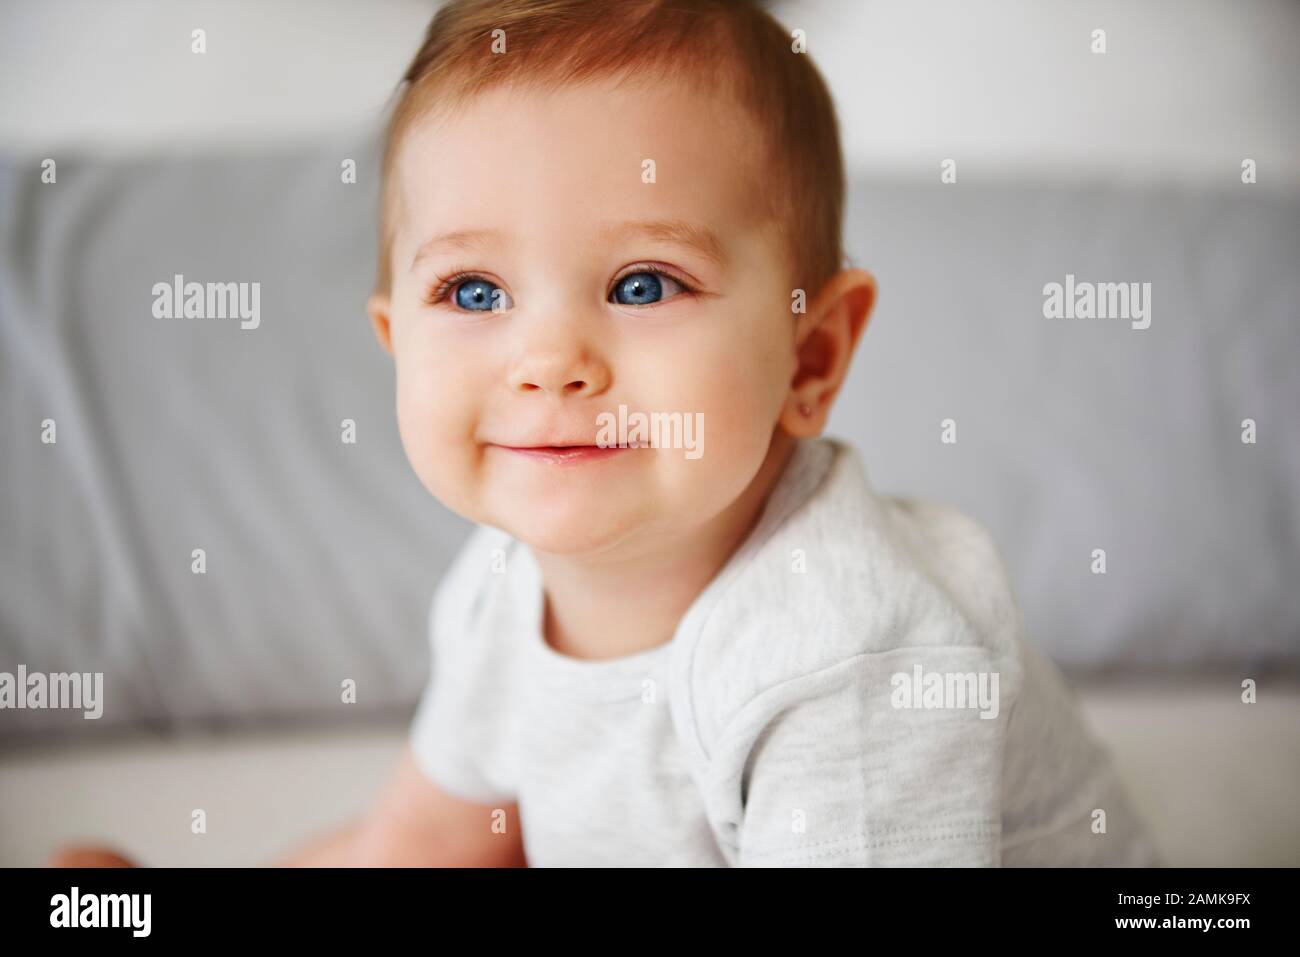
[409,436,1161,866]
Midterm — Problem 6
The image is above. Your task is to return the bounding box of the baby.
[57,0,1160,868]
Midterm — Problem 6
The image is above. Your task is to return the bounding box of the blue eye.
[427,268,691,311]
[611,269,687,306]
[426,273,511,312]
[455,278,503,311]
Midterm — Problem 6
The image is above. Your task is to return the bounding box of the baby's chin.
[480,495,653,557]
[428,446,733,557]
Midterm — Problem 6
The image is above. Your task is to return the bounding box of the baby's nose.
[507,345,610,398]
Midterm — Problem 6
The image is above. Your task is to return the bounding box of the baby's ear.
[367,293,394,355]
[781,269,877,437]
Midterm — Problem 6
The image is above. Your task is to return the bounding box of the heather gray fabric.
[1,128,1297,738]
[409,437,1161,865]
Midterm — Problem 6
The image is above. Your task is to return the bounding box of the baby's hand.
[47,844,139,867]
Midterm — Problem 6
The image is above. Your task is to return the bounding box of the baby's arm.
[49,745,524,868]
[277,743,526,867]
[722,646,1015,866]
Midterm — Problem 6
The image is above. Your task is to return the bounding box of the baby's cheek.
[652,368,776,517]
[393,355,474,499]
[702,355,783,449]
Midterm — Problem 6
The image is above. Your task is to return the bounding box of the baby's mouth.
[488,442,637,465]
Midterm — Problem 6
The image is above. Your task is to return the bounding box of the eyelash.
[422,264,697,308]
[422,270,479,307]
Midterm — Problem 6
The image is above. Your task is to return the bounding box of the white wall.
[1,0,1296,189]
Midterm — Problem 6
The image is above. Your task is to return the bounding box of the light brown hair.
[374,0,846,299]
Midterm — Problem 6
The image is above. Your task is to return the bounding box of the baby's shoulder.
[873,494,1025,653]
[675,452,1028,731]
[428,523,518,646]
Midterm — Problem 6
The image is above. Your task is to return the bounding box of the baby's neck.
[535,431,797,662]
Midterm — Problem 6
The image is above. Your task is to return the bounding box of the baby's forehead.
[395,78,773,222]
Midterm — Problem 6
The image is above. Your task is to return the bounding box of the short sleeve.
[714,645,1020,867]
[407,528,518,805]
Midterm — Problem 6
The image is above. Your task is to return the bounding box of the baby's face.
[376,77,799,555]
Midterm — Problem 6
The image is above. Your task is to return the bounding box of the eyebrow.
[600,219,730,272]
[410,228,507,270]
[409,219,729,273]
